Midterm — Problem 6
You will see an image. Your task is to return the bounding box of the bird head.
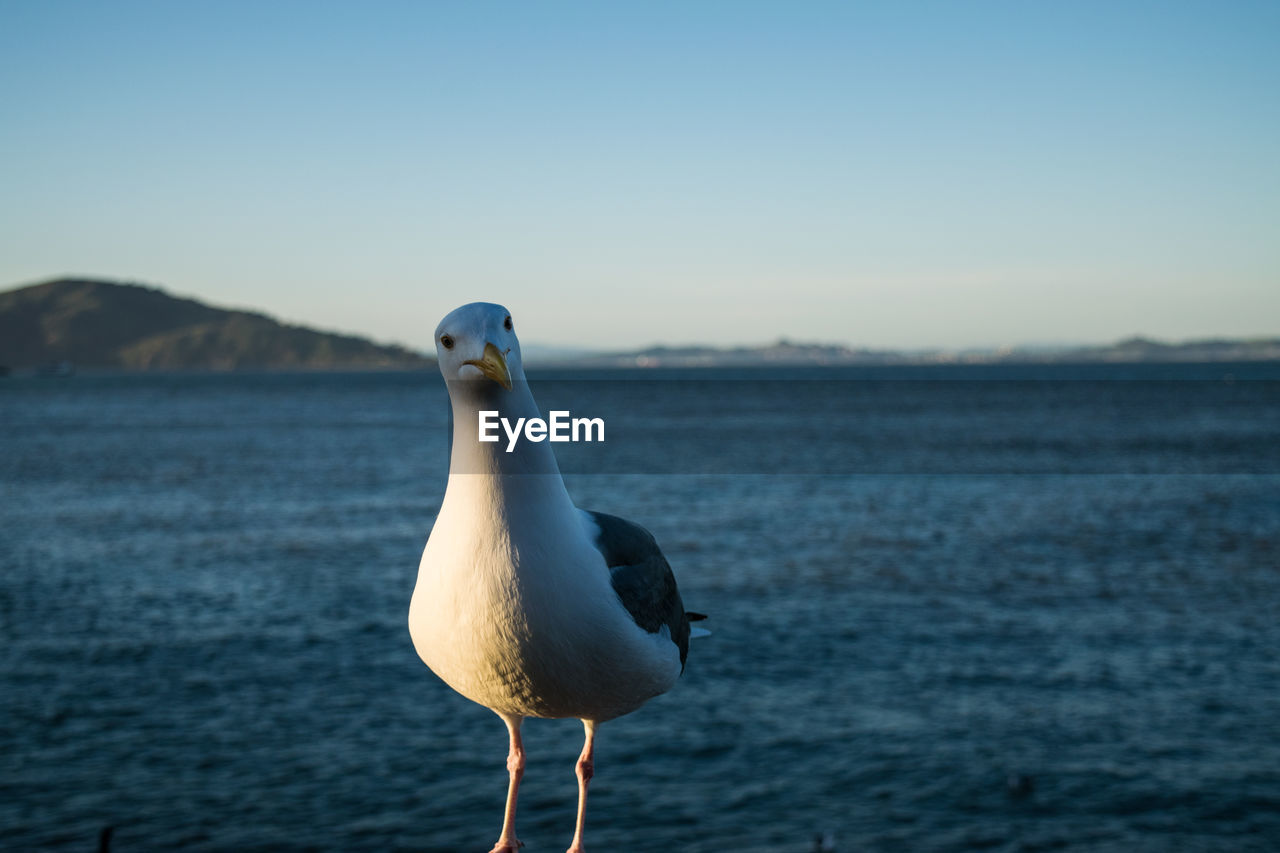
[434,302,524,391]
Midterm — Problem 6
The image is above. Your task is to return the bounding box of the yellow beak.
[462,342,513,390]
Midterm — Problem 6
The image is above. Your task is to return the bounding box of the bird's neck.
[447,380,562,475]
[444,380,577,518]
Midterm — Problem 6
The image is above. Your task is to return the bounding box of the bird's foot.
[487,839,523,853]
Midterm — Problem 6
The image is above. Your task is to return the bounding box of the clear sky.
[2,1,1277,351]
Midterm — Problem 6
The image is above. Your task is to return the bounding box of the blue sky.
[2,1,1277,350]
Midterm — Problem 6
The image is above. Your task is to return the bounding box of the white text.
[478,410,605,452]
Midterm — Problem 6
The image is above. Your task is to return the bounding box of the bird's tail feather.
[687,611,709,638]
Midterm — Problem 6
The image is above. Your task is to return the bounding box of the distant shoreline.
[6,361,1279,382]
[3,277,1277,372]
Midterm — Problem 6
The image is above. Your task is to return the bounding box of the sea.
[2,364,1279,852]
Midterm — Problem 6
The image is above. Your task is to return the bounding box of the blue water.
[3,367,1279,852]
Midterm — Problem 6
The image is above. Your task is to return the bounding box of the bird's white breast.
[408,476,680,722]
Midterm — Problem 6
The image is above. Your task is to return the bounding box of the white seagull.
[409,302,705,853]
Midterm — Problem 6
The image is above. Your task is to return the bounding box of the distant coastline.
[2,276,1277,372]
[549,336,1280,368]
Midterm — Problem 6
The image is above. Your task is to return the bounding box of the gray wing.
[584,510,692,669]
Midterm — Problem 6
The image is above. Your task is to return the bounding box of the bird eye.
[440,334,455,350]
[504,315,513,331]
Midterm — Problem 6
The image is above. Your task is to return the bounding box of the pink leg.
[566,719,597,853]
[488,715,525,853]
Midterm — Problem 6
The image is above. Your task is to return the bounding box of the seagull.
[409,302,705,853]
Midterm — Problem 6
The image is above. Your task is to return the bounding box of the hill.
[0,278,431,370]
